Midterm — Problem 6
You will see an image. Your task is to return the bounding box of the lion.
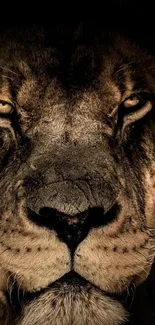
[0,24,155,325]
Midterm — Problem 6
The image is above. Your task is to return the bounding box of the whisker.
[9,274,17,310]
[1,74,15,81]
[145,226,155,230]
[0,248,9,256]
[1,66,18,76]
[115,62,134,75]
[128,282,136,309]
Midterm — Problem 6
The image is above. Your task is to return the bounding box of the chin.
[16,273,127,325]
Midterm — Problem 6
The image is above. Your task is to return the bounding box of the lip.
[7,271,132,316]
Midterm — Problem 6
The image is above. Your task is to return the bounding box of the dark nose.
[27,204,120,252]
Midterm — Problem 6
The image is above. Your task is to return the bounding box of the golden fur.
[0,25,155,324]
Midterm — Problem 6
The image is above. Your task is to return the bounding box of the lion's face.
[0,26,155,325]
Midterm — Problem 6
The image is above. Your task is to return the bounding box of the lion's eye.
[0,100,14,115]
[123,94,141,108]
[123,92,149,111]
[118,92,152,128]
[114,92,152,139]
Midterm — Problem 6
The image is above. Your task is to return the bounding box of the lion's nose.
[40,207,91,252]
[27,204,119,252]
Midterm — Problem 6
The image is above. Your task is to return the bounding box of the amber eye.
[124,94,141,108]
[0,100,14,115]
[118,92,152,126]
[115,92,152,138]
[123,92,150,111]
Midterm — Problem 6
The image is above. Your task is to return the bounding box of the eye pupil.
[0,100,14,114]
[123,92,150,110]
[124,95,140,108]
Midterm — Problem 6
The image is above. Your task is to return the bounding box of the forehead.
[0,28,135,78]
[0,26,152,104]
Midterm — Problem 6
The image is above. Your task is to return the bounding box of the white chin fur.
[17,282,127,325]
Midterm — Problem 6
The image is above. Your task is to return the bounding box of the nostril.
[27,208,49,228]
[27,207,57,229]
[39,207,90,250]
[27,204,120,252]
[89,204,120,228]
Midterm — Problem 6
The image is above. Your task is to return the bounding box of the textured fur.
[0,25,155,324]
[17,281,126,325]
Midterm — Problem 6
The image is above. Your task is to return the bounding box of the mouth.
[7,271,134,316]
